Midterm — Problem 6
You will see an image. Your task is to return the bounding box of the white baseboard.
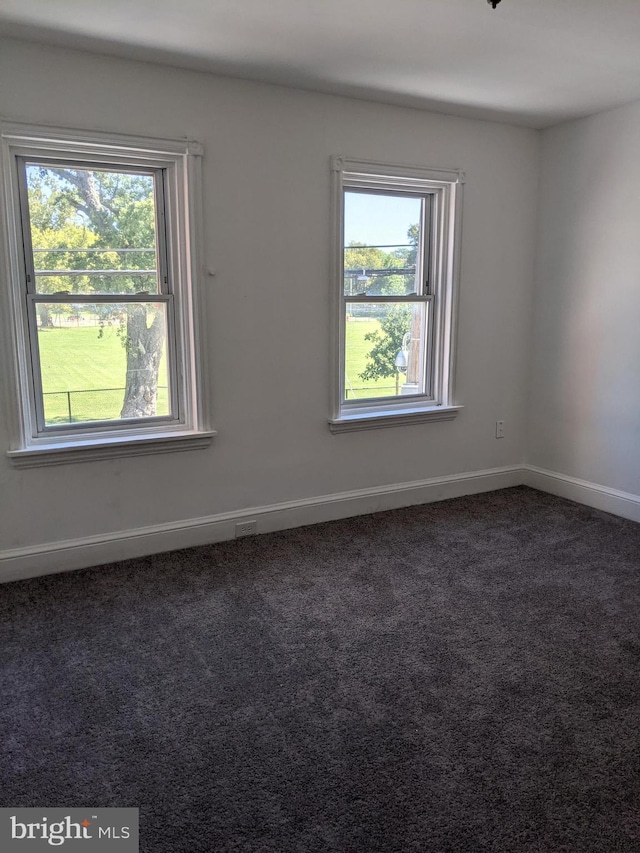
[3,464,637,585]
[523,464,640,524]
[0,464,523,584]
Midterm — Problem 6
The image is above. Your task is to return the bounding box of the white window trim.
[329,156,464,433]
[0,121,214,467]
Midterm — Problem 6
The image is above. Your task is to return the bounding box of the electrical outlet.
[495,420,505,439]
[235,520,257,538]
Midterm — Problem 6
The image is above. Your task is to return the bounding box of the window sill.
[7,429,216,468]
[329,405,462,434]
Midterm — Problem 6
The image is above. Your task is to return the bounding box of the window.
[0,123,213,466]
[329,157,464,432]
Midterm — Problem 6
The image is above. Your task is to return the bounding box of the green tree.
[391,223,419,268]
[359,224,419,383]
[345,228,419,297]
[344,242,390,272]
[344,243,391,295]
[359,305,411,382]
[28,176,96,327]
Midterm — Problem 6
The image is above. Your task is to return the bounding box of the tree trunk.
[39,305,55,328]
[406,306,422,385]
[120,305,165,419]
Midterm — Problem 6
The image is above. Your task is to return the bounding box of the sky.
[344,191,421,248]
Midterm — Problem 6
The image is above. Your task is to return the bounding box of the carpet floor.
[1,486,639,852]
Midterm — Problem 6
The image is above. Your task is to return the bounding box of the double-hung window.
[330,157,464,432]
[0,123,212,465]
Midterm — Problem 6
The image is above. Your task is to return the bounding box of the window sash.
[26,293,181,434]
[339,185,436,407]
[343,187,432,297]
[17,157,180,437]
[341,295,435,407]
[16,157,169,297]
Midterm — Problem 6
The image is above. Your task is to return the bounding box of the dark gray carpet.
[1,486,640,852]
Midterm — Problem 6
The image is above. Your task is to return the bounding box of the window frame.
[0,121,214,466]
[329,156,464,433]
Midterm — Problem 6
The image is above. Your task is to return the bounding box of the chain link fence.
[43,387,168,423]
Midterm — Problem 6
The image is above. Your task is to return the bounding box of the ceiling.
[1,0,640,128]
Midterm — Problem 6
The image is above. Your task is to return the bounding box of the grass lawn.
[345,318,406,400]
[37,324,168,424]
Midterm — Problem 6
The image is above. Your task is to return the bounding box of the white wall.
[528,99,640,498]
[0,38,539,560]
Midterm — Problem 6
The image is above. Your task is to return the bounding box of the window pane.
[343,192,423,297]
[36,302,170,425]
[25,164,160,295]
[345,302,428,401]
